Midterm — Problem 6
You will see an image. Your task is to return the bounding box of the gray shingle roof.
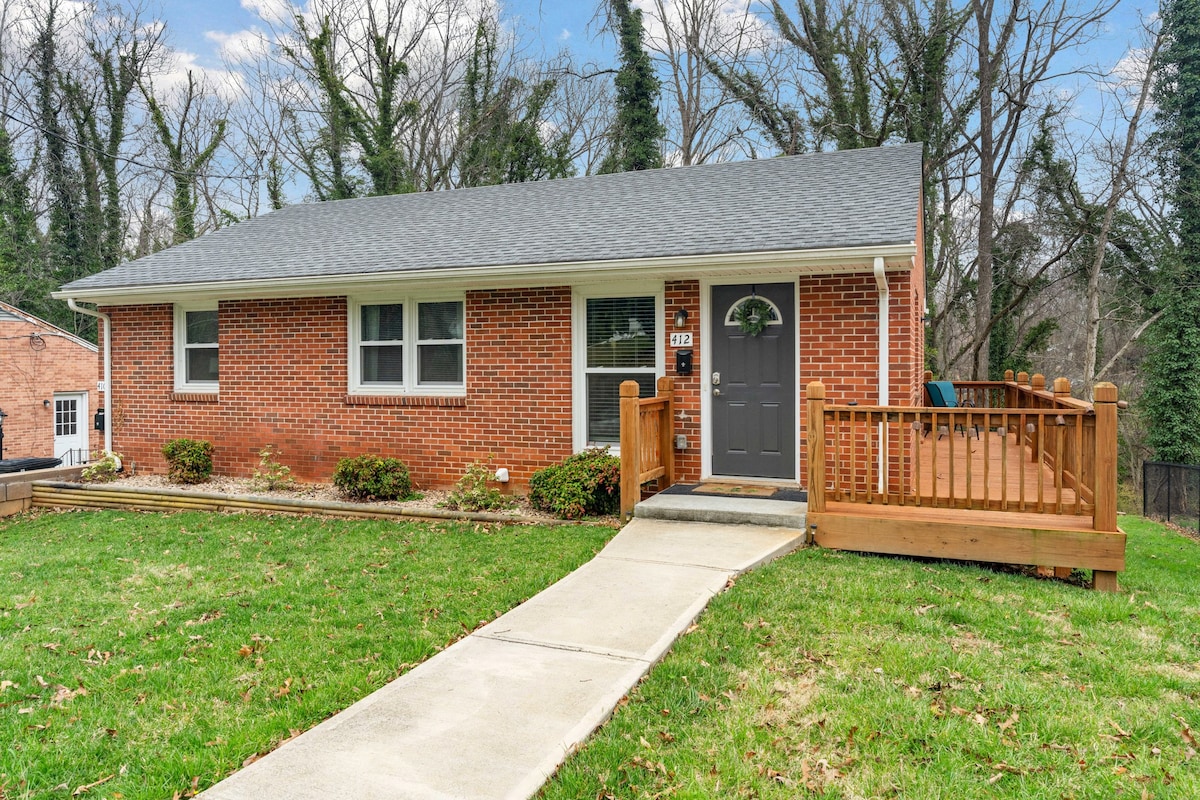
[60,143,923,294]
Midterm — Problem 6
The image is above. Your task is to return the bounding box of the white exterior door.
[53,393,88,462]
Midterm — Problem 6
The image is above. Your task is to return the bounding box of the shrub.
[332,455,412,501]
[443,463,512,512]
[529,448,620,520]
[81,451,123,483]
[249,445,295,492]
[161,438,213,484]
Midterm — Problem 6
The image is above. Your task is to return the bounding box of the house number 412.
[670,333,692,347]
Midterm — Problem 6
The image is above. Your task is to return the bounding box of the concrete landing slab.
[598,518,805,572]
[198,517,806,800]
[634,492,807,529]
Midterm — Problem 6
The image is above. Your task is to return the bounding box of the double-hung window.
[577,292,661,447]
[351,297,465,393]
[174,305,218,392]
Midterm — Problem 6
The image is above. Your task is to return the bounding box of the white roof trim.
[54,243,918,306]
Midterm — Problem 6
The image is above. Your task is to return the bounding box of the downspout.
[874,257,888,493]
[67,299,112,456]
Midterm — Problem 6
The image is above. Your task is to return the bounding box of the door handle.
[713,388,722,397]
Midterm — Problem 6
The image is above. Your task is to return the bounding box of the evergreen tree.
[600,0,665,173]
[0,126,44,311]
[1144,0,1200,464]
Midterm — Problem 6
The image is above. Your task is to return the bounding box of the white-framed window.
[349,297,465,394]
[573,287,663,449]
[174,304,219,392]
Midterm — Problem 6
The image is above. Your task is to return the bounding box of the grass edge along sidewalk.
[541,516,1200,800]
[0,509,616,800]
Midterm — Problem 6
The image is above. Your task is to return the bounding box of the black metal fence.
[58,449,90,467]
[1143,461,1200,534]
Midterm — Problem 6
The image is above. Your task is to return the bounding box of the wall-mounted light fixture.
[43,399,51,408]
[673,307,689,329]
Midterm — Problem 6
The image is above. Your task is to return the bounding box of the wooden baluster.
[1000,412,1009,511]
[931,410,939,508]
[867,410,875,503]
[913,415,923,507]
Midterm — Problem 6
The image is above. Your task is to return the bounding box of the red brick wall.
[102,289,575,488]
[665,281,701,482]
[0,316,99,460]
[797,271,923,488]
[101,269,924,492]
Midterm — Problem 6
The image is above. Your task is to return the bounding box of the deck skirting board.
[809,511,1125,572]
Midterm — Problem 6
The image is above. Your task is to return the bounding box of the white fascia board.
[53,242,918,305]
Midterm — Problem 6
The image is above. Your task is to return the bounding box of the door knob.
[713,388,722,397]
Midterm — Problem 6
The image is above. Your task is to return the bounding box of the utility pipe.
[67,299,112,456]
[874,256,889,406]
[873,257,889,493]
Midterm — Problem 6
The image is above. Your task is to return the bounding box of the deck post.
[1092,382,1120,591]
[1051,379,1080,578]
[657,376,676,489]
[619,380,641,520]
[806,381,826,513]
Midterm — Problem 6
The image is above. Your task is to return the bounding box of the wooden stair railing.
[619,377,676,519]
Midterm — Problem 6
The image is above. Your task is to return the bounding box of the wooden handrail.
[619,377,676,519]
[810,376,1121,524]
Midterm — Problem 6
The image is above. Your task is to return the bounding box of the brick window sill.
[345,395,467,408]
[171,392,219,403]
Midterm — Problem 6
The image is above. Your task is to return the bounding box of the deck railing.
[806,372,1120,534]
[619,377,676,519]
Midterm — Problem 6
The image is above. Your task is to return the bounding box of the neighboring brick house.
[0,301,99,463]
[54,144,925,490]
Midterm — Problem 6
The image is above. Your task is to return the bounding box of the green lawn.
[0,510,615,800]
[542,517,1200,799]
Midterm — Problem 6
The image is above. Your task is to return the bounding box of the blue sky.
[163,0,1155,129]
[167,1,609,69]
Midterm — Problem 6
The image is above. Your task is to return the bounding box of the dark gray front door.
[710,283,796,479]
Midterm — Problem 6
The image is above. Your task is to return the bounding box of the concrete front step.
[635,492,808,530]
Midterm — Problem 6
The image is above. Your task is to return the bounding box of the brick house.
[54,144,925,490]
[0,301,99,463]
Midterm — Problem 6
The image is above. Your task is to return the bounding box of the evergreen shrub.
[332,455,412,501]
[529,448,620,520]
[161,439,213,484]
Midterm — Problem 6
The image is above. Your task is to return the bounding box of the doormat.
[662,483,807,503]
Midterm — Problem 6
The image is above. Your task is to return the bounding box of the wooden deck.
[813,501,1126,574]
[805,376,1125,590]
[914,427,1083,513]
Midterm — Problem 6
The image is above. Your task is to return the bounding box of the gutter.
[874,257,889,493]
[66,299,112,456]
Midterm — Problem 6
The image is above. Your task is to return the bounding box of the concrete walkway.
[198,518,805,800]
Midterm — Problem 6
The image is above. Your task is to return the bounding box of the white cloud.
[240,0,295,27]
[206,28,270,64]
[155,49,246,103]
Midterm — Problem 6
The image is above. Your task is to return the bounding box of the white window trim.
[348,295,467,395]
[174,303,219,393]
[572,284,664,453]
